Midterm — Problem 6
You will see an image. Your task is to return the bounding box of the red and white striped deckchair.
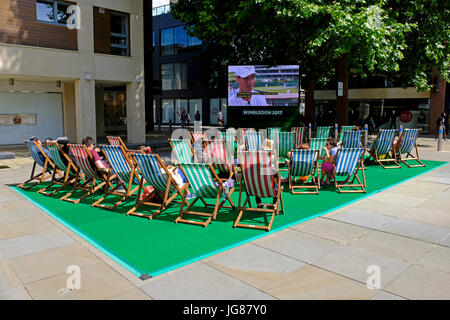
[61,144,115,204]
[106,136,127,150]
[203,139,235,180]
[291,127,306,147]
[190,131,206,144]
[234,151,284,232]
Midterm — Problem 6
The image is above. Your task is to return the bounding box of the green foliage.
[172,0,449,90]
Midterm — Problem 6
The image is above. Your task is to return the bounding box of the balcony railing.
[152,4,171,16]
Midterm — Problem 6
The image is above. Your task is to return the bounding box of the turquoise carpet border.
[10,161,448,279]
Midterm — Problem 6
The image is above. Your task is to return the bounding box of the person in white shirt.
[228,66,268,106]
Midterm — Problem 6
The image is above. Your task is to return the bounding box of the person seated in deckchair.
[28,136,52,162]
[139,145,152,154]
[82,136,108,173]
[319,137,338,185]
[45,136,72,165]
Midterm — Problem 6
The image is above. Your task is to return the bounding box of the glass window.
[189,99,202,123]
[162,99,174,123]
[161,64,174,90]
[210,98,227,125]
[56,2,70,24]
[103,87,127,136]
[175,99,188,124]
[161,28,174,56]
[110,12,129,56]
[188,34,202,47]
[161,63,187,90]
[36,1,55,23]
[174,63,187,90]
[153,99,156,124]
[174,26,187,53]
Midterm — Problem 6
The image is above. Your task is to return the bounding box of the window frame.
[109,11,130,57]
[36,0,74,27]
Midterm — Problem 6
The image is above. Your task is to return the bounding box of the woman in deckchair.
[319,137,338,185]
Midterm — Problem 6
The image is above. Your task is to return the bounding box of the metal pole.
[364,124,368,148]
[438,125,443,151]
[308,123,312,142]
[335,123,339,139]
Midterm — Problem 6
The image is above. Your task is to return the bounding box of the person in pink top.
[82,136,108,173]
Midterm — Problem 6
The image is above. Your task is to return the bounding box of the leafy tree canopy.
[171,0,449,90]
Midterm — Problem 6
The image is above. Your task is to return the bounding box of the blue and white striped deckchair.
[268,127,281,141]
[38,143,81,197]
[246,131,262,151]
[176,163,235,227]
[18,141,60,190]
[317,126,332,139]
[333,148,366,193]
[288,149,320,194]
[366,129,400,169]
[127,153,187,219]
[310,138,328,158]
[342,130,362,148]
[170,139,195,164]
[338,126,355,143]
[396,128,425,167]
[91,145,140,210]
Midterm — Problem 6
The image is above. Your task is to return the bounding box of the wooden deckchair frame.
[61,144,116,204]
[38,143,85,197]
[395,129,425,168]
[288,149,320,194]
[126,154,188,219]
[18,141,62,190]
[234,152,284,232]
[366,130,401,169]
[91,145,141,211]
[169,138,197,164]
[175,164,235,228]
[106,135,128,150]
[333,148,366,193]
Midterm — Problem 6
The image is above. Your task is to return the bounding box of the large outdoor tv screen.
[228,65,299,107]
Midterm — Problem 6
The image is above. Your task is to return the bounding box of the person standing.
[436,112,448,141]
[195,110,201,122]
[217,109,223,127]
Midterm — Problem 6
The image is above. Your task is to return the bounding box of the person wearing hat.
[228,66,268,106]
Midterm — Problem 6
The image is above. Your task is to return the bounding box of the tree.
[171,0,449,90]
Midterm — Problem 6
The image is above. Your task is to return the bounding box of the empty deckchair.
[395,128,425,167]
[288,149,320,194]
[107,136,127,150]
[234,151,284,232]
[246,131,262,151]
[91,145,140,210]
[61,144,115,204]
[176,163,235,227]
[219,131,236,158]
[291,127,306,147]
[333,148,366,193]
[268,127,281,141]
[190,131,206,144]
[203,140,235,180]
[18,141,61,190]
[127,153,187,219]
[316,126,332,139]
[38,143,83,197]
[338,126,355,143]
[169,139,195,164]
[342,130,363,148]
[310,138,328,158]
[275,132,295,170]
[237,128,255,146]
[366,129,400,169]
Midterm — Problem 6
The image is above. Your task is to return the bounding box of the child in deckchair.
[284,143,311,183]
[319,138,338,185]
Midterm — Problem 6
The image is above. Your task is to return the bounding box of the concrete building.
[0,0,145,145]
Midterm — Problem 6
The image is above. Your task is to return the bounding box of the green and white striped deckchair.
[176,163,235,227]
[170,139,195,164]
[366,129,400,169]
[333,148,366,193]
[235,151,284,232]
[342,130,362,148]
[219,131,236,158]
[268,127,282,141]
[310,138,328,158]
[396,128,424,167]
[246,131,262,151]
[291,127,306,147]
[127,153,187,219]
[338,126,355,143]
[275,132,295,171]
[316,126,332,139]
[91,145,141,211]
[288,149,320,194]
[38,143,81,197]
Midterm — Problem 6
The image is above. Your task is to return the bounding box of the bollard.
[438,125,443,151]
[364,124,368,148]
[335,123,339,139]
[308,123,312,142]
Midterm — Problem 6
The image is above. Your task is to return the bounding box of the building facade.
[0,0,145,145]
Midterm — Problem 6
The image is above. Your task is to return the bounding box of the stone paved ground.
[0,137,449,300]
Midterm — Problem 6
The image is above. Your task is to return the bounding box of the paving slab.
[367,192,429,208]
[0,287,32,300]
[140,263,257,300]
[328,199,410,218]
[239,290,277,300]
[439,234,450,247]
[371,291,406,300]
[415,246,450,274]
[379,218,450,244]
[313,246,411,289]
[107,288,152,300]
[420,176,450,185]
[327,209,394,230]
[0,217,57,241]
[401,207,450,228]
[385,264,450,300]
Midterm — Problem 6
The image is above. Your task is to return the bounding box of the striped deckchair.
[91,145,140,210]
[246,131,262,151]
[338,126,355,143]
[288,149,320,194]
[176,163,235,227]
[310,138,328,158]
[190,131,206,144]
[61,144,115,204]
[342,130,363,148]
[275,132,295,171]
[395,128,425,167]
[127,153,187,219]
[366,129,400,169]
[316,126,332,139]
[234,151,284,232]
[107,136,127,150]
[169,139,195,164]
[237,128,255,146]
[291,127,306,147]
[219,131,236,158]
[333,148,366,193]
[18,141,61,190]
[203,140,235,180]
[37,143,82,197]
[268,127,282,141]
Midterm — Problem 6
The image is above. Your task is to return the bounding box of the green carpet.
[11,160,446,279]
